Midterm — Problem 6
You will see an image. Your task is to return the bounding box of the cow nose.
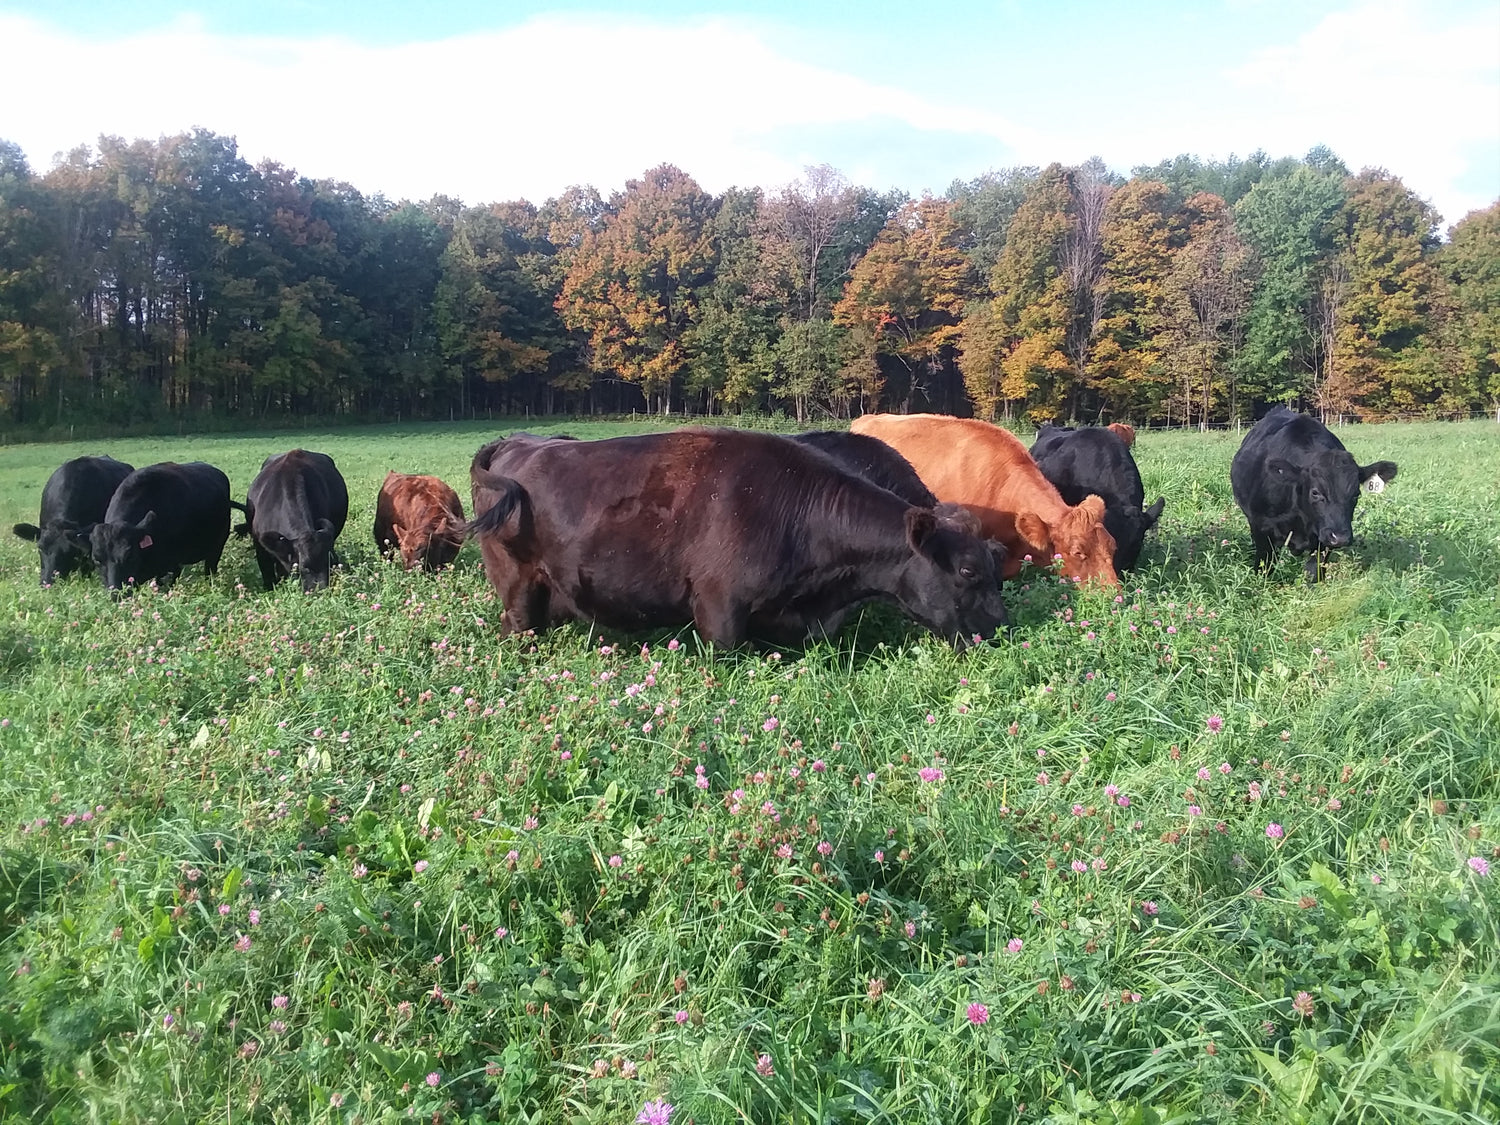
[1323,531,1349,547]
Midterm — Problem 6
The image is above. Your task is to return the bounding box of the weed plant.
[0,420,1496,1124]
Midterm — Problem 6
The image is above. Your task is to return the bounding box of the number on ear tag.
[1364,475,1385,495]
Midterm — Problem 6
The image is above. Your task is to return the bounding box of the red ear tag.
[139,535,154,549]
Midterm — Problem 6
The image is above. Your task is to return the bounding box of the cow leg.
[255,542,281,590]
[1252,532,1277,575]
[204,536,227,576]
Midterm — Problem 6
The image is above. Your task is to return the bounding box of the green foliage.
[833,197,971,412]
[1,418,1497,1122]
[947,167,1041,285]
[1233,167,1348,405]
[1437,203,1500,412]
[0,132,1492,432]
[557,164,718,408]
[1326,171,1442,416]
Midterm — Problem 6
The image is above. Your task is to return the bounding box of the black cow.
[1030,424,1164,571]
[1230,406,1398,582]
[467,428,1009,647]
[244,449,349,592]
[13,455,135,584]
[792,430,938,508]
[74,461,240,591]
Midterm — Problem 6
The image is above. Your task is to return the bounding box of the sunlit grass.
[0,419,1496,1123]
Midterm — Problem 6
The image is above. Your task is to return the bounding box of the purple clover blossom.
[1469,856,1491,876]
[637,1099,674,1125]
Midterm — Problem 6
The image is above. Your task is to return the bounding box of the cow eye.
[958,565,977,580]
[1310,489,1324,502]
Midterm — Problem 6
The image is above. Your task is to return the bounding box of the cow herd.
[12,407,1398,648]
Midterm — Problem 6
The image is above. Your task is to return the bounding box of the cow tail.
[228,499,248,513]
[466,474,527,540]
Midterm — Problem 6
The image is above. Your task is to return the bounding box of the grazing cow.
[1030,424,1164,571]
[850,413,1120,586]
[374,472,467,570]
[244,450,349,592]
[1230,406,1397,582]
[791,430,938,508]
[13,455,135,584]
[467,428,1009,647]
[1107,422,1136,447]
[72,461,239,591]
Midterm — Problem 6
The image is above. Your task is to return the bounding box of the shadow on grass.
[0,628,38,681]
[0,848,73,941]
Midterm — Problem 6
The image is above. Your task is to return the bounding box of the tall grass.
[0,419,1496,1124]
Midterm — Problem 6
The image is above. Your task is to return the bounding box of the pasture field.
[0,418,1497,1125]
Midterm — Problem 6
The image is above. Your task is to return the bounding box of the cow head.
[398,518,466,571]
[80,512,158,591]
[895,503,1010,646]
[260,518,339,591]
[1268,454,1397,549]
[1104,496,1165,572]
[15,520,93,585]
[1015,495,1121,586]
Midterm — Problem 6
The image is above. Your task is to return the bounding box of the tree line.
[0,130,1495,430]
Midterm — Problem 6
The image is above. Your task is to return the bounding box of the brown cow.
[1107,422,1136,448]
[467,429,1010,647]
[850,413,1120,586]
[373,472,467,570]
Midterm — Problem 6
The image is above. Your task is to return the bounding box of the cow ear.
[1360,460,1397,484]
[139,510,159,532]
[987,540,1008,582]
[932,501,979,536]
[67,524,96,549]
[314,518,337,546]
[904,507,939,552]
[1267,458,1302,480]
[1078,495,1107,521]
[13,523,41,542]
[1015,512,1050,551]
[1144,497,1165,528]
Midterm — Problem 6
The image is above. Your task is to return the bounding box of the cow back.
[39,456,136,526]
[248,450,349,535]
[852,414,1069,537]
[791,430,937,508]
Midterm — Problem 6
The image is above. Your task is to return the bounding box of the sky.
[0,0,1496,228]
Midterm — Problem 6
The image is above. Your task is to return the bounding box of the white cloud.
[0,11,1034,204]
[967,1,1498,227]
[1223,0,1499,224]
[0,3,1493,227]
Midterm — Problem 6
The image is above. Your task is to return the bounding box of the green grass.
[0,419,1496,1125]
